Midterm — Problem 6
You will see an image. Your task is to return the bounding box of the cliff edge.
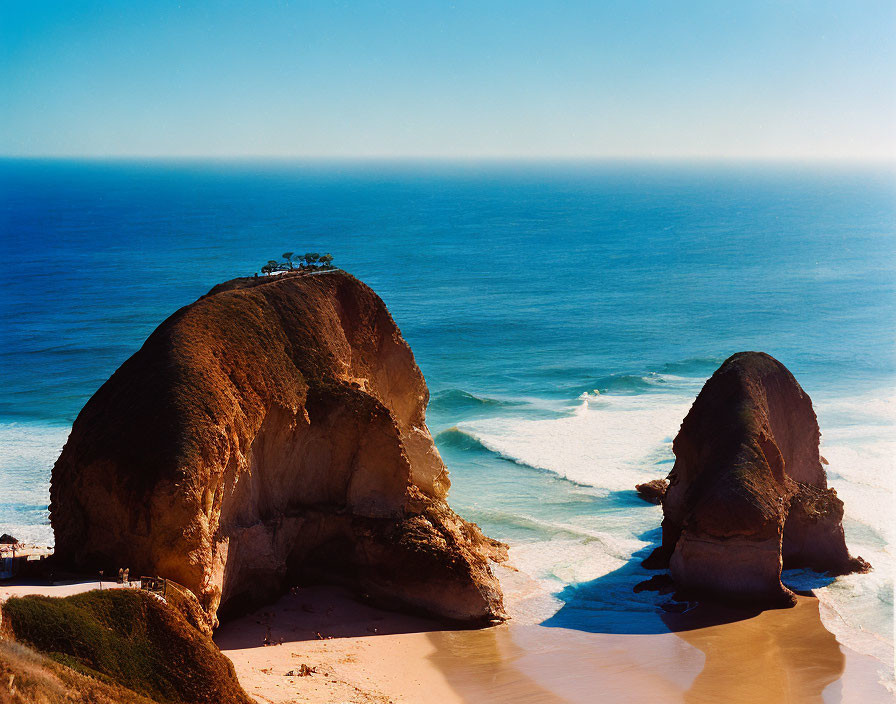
[644,352,868,605]
[50,270,506,626]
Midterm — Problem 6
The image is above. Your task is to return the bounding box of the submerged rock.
[644,352,868,606]
[635,479,668,504]
[51,271,506,626]
[633,573,675,594]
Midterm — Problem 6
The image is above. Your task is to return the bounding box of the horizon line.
[1,154,894,165]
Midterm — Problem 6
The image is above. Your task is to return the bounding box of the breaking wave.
[428,388,523,414]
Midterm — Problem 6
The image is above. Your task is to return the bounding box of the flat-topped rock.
[50,270,506,626]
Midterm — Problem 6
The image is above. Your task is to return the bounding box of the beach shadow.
[781,567,837,594]
[0,573,98,589]
[213,584,456,651]
[540,527,843,636]
[538,526,753,635]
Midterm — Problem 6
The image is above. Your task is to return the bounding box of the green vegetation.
[1,589,251,704]
[260,250,336,275]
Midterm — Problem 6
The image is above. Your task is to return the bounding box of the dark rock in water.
[643,352,869,607]
[0,534,19,545]
[50,270,506,627]
[633,573,675,594]
[635,479,668,504]
[640,549,669,571]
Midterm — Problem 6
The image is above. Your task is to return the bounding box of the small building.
[0,543,51,581]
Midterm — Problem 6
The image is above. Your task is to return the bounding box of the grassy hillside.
[0,637,160,704]
[0,589,251,704]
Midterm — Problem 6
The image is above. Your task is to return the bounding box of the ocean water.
[1,160,894,682]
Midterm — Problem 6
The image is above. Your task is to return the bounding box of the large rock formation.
[50,270,506,626]
[644,352,868,605]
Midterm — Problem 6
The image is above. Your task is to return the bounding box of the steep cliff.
[50,270,506,626]
[644,352,868,605]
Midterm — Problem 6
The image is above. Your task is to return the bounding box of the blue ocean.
[1,160,893,681]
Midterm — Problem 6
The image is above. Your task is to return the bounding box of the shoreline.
[212,581,894,704]
[2,569,892,702]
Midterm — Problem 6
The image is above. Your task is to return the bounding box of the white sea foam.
[458,389,693,491]
[510,533,642,589]
[458,383,894,683]
[504,530,655,625]
[455,383,692,627]
[811,394,895,682]
[0,422,69,546]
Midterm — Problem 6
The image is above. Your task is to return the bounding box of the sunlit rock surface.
[51,270,506,626]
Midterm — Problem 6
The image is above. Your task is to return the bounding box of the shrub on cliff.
[1,590,251,704]
[260,251,336,275]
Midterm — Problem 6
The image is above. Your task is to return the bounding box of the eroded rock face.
[51,271,506,626]
[635,479,668,505]
[644,352,868,605]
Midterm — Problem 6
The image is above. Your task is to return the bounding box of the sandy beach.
[213,578,893,704]
[3,572,890,703]
[214,585,464,704]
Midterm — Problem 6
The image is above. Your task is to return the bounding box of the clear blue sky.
[2,1,894,159]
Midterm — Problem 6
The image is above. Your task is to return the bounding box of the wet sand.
[428,597,891,703]
[667,597,889,703]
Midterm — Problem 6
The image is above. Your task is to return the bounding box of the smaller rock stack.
[643,352,869,606]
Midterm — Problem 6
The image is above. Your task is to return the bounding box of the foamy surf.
[809,394,896,685]
[0,422,69,546]
[440,379,894,688]
[456,389,692,490]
